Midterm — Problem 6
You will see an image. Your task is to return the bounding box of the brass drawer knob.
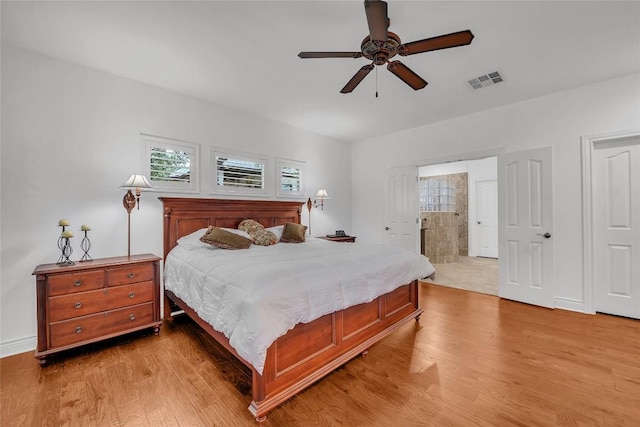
[129,314,136,321]
[127,273,135,279]
[128,292,135,299]
[74,302,82,309]
[74,280,82,287]
[75,326,83,334]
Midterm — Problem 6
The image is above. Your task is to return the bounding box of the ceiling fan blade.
[387,60,428,90]
[399,30,474,56]
[341,64,375,94]
[298,51,363,59]
[364,0,388,41]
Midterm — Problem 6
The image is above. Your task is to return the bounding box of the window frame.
[211,148,269,196]
[276,158,306,198]
[142,134,199,193]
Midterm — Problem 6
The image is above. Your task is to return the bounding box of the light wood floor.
[2,283,639,426]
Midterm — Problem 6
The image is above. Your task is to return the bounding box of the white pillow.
[266,225,284,241]
[177,227,250,250]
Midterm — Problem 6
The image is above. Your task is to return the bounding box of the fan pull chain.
[375,66,379,98]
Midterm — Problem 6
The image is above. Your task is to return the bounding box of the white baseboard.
[554,297,587,314]
[0,336,36,358]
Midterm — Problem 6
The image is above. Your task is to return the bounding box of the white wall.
[419,157,498,256]
[0,46,351,357]
[352,72,640,311]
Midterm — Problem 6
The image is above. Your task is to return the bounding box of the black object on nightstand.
[319,235,356,243]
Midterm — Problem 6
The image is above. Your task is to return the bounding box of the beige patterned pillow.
[200,226,252,250]
[238,219,265,235]
[251,229,278,246]
[280,222,307,243]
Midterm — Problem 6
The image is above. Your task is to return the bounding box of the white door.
[384,166,419,252]
[476,179,498,258]
[592,138,640,319]
[498,147,554,308]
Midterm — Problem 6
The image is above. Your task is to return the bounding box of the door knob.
[477,221,481,224]
[385,227,390,230]
[537,232,551,239]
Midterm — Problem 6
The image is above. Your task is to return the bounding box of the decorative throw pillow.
[179,227,251,250]
[238,219,265,235]
[251,229,278,246]
[280,222,307,243]
[200,226,252,250]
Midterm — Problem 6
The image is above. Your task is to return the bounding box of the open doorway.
[419,157,498,295]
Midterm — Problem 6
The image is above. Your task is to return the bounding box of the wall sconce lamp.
[307,189,330,211]
[306,189,330,236]
[120,174,153,257]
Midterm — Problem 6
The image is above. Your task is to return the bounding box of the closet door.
[592,138,640,319]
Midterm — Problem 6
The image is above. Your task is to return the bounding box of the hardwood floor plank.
[115,398,152,426]
[2,283,639,426]
[84,368,122,426]
[56,357,95,426]
[2,356,29,422]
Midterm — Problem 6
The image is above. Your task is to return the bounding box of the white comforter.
[163,237,435,374]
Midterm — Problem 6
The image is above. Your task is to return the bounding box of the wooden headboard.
[160,197,303,259]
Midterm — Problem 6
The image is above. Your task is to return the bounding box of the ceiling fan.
[298,0,474,94]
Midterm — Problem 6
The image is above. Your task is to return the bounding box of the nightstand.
[318,235,357,243]
[32,254,162,365]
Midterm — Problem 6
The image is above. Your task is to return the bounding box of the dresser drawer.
[49,302,154,348]
[48,270,105,296]
[107,263,154,286]
[48,281,154,322]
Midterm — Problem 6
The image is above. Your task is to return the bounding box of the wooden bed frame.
[161,197,423,424]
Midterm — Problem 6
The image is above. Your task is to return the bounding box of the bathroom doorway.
[419,157,498,295]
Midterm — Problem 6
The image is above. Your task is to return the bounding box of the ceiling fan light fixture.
[298,0,474,94]
[361,32,401,63]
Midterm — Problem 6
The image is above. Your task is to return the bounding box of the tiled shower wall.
[420,173,468,263]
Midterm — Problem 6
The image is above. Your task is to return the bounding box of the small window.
[277,158,305,198]
[211,148,268,196]
[420,176,457,212]
[143,134,199,193]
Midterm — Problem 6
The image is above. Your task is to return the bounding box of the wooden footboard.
[249,280,422,421]
[166,281,422,423]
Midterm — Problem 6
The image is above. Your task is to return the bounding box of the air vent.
[468,71,503,90]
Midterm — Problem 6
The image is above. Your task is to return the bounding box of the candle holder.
[80,230,93,262]
[56,223,75,266]
[57,225,67,254]
[57,236,74,266]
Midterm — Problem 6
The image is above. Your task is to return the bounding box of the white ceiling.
[2,1,639,143]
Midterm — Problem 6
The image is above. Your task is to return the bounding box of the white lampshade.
[120,174,153,190]
[315,189,330,199]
